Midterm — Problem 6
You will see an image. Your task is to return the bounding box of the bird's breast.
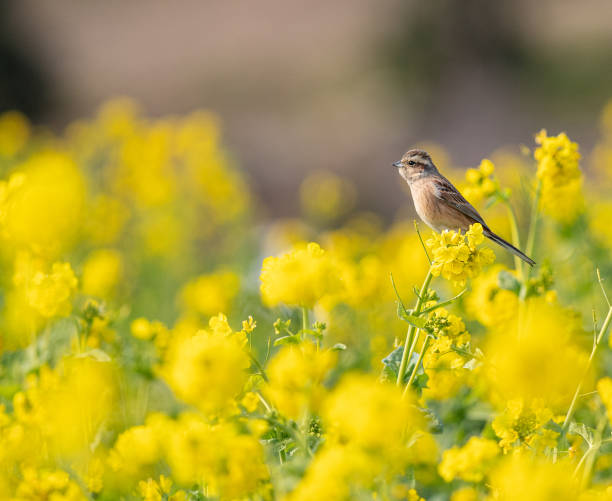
[409,179,441,231]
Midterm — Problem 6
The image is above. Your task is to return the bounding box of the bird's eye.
[408,160,415,166]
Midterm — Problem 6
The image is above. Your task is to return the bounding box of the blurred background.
[3,0,612,218]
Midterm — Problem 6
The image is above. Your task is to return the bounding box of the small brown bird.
[393,149,535,266]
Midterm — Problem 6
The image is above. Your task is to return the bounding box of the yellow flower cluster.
[485,299,587,411]
[466,265,518,327]
[260,242,343,308]
[535,129,584,223]
[463,158,498,204]
[423,309,473,400]
[492,399,555,452]
[161,314,249,415]
[427,223,495,286]
[109,413,269,499]
[288,373,430,501]
[264,343,336,420]
[439,436,499,482]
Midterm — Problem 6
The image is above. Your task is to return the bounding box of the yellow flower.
[265,343,336,420]
[463,159,498,204]
[81,249,123,298]
[109,425,162,479]
[161,314,249,415]
[138,475,173,501]
[14,467,87,501]
[422,309,472,400]
[485,298,588,411]
[492,399,553,452]
[0,151,86,257]
[286,445,376,501]
[25,262,78,318]
[488,455,579,500]
[241,315,256,334]
[451,487,481,501]
[427,223,495,287]
[534,129,583,224]
[322,373,424,464]
[439,436,499,483]
[164,414,269,498]
[260,242,343,308]
[466,265,518,327]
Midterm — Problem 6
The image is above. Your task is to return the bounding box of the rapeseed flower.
[265,342,336,420]
[535,129,584,224]
[0,151,86,257]
[161,314,249,415]
[260,242,343,308]
[466,265,518,327]
[463,158,498,204]
[427,223,495,286]
[323,373,424,462]
[488,455,579,500]
[439,436,499,482]
[492,399,554,451]
[164,414,269,498]
[485,298,588,410]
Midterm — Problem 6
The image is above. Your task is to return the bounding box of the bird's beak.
[392,161,402,168]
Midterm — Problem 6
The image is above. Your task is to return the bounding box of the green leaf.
[74,349,112,362]
[381,346,420,384]
[331,343,347,351]
[273,334,301,346]
[568,422,594,446]
[418,406,443,434]
[412,372,429,391]
[498,270,521,295]
[397,308,427,329]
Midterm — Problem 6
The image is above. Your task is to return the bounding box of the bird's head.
[392,149,437,184]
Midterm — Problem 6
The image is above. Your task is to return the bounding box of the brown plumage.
[393,149,535,266]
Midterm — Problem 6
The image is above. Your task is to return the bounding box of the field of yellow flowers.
[0,98,612,500]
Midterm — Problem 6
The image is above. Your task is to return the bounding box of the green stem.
[520,180,541,300]
[301,307,308,339]
[404,335,431,396]
[396,268,433,386]
[563,305,612,430]
[578,413,607,488]
[525,180,541,260]
[504,201,523,280]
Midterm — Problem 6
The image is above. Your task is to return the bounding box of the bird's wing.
[432,175,488,227]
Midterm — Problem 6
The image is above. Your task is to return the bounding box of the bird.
[393,148,535,266]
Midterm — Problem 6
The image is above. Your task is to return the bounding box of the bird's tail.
[484,229,536,267]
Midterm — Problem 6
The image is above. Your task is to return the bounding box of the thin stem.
[504,201,523,280]
[249,353,269,382]
[396,268,433,386]
[301,307,308,338]
[520,180,541,296]
[525,179,541,261]
[563,305,612,430]
[419,289,467,316]
[414,220,431,264]
[404,335,431,396]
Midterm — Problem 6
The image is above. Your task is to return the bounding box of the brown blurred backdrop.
[2,0,612,218]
